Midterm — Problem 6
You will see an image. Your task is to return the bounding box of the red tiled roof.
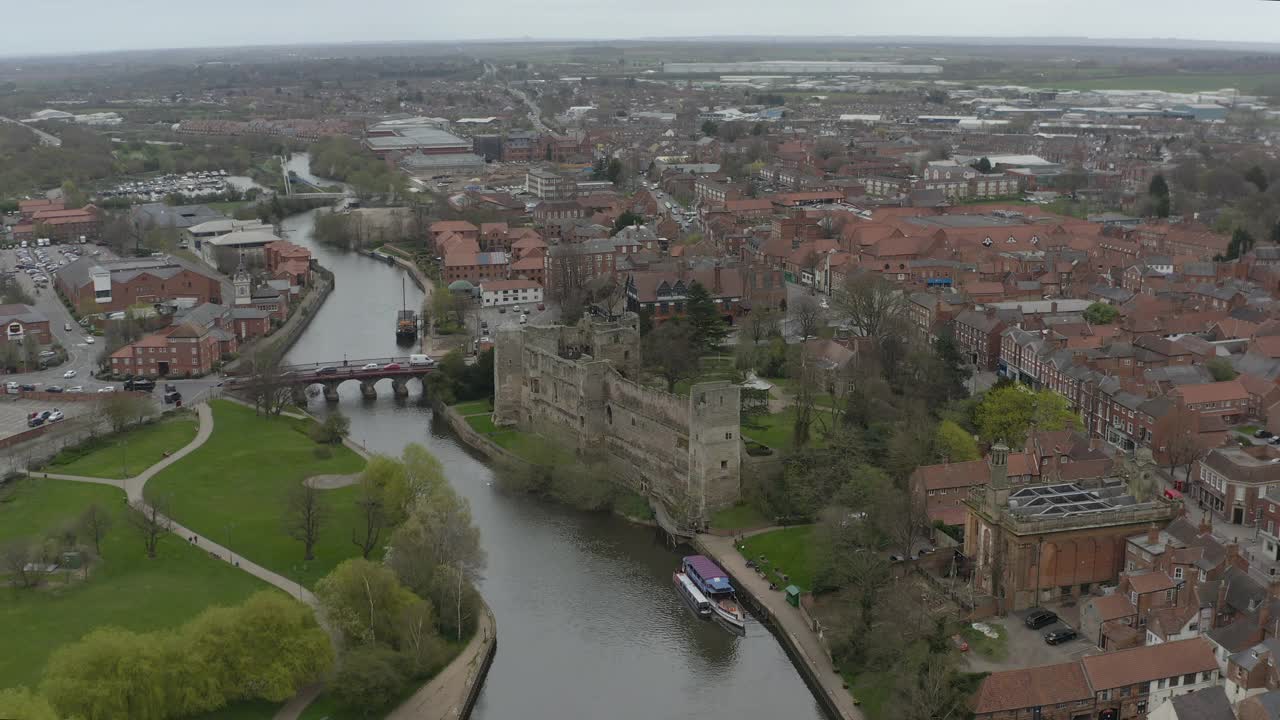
[912,460,988,492]
[971,662,1093,714]
[1174,380,1249,405]
[1080,637,1217,690]
[480,279,540,292]
[1126,571,1176,594]
[1091,592,1137,622]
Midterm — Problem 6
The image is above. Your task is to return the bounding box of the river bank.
[278,185,825,720]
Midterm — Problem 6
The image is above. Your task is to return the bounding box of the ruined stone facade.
[494,314,741,521]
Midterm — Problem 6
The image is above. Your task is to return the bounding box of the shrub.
[313,445,333,460]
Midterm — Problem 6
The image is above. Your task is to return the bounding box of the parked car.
[537,303,545,311]
[63,369,76,378]
[98,385,115,393]
[48,409,64,422]
[27,415,44,428]
[1024,610,1059,629]
[1257,429,1275,439]
[124,378,155,391]
[83,336,95,344]
[5,381,18,394]
[1044,628,1078,645]
[19,384,35,392]
[63,322,72,331]
[67,386,83,393]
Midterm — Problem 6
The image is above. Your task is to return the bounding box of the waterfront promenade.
[697,533,864,720]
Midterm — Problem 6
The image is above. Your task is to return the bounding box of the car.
[98,385,115,393]
[48,409,64,422]
[361,362,381,371]
[513,305,522,313]
[124,378,155,391]
[1044,628,1078,645]
[520,314,528,324]
[4,381,18,394]
[83,336,95,344]
[537,303,545,311]
[19,383,35,392]
[498,307,506,314]
[27,415,44,428]
[1257,430,1275,439]
[67,386,83,393]
[1024,610,1059,629]
[383,363,402,370]
[63,322,72,331]
[63,369,76,378]
[480,320,488,330]
[164,390,182,404]
[316,366,338,375]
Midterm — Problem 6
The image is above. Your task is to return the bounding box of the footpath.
[697,532,864,720]
[34,398,495,720]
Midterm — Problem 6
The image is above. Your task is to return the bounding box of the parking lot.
[469,300,559,344]
[0,396,91,438]
[962,606,1097,674]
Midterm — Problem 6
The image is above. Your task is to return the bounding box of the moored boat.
[673,571,712,619]
[682,555,747,631]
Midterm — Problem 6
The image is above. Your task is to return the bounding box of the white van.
[408,354,434,367]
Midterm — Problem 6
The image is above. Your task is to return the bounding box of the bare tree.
[834,271,905,342]
[587,275,627,319]
[99,392,151,434]
[1163,405,1207,484]
[127,499,172,559]
[746,308,778,345]
[0,538,42,589]
[352,482,387,559]
[78,504,112,556]
[243,348,294,416]
[285,481,327,561]
[793,295,821,339]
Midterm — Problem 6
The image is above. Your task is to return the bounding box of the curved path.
[38,402,317,605]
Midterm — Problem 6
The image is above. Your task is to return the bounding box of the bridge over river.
[229,356,434,401]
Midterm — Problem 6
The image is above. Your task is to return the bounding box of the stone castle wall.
[494,314,740,519]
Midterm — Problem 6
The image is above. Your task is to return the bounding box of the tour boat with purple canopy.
[682,554,747,631]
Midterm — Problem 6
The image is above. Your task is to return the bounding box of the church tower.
[987,440,1010,514]
[233,262,252,307]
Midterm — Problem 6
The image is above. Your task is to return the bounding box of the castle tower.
[233,262,252,307]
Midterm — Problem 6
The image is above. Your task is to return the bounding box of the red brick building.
[0,304,52,349]
[55,256,226,315]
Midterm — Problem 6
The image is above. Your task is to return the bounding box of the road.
[0,115,61,147]
[503,79,556,135]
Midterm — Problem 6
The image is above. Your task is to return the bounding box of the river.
[279,165,825,720]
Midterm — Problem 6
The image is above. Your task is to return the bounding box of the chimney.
[1218,580,1229,614]
[713,263,723,294]
[1147,524,1160,546]
[1261,601,1272,632]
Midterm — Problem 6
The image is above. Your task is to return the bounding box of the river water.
[279,163,824,720]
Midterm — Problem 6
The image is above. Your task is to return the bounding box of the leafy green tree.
[0,687,59,720]
[331,645,408,713]
[1245,164,1269,192]
[935,420,980,462]
[612,211,643,233]
[42,627,170,720]
[685,281,727,353]
[701,120,719,137]
[1218,227,1256,261]
[313,410,351,445]
[1207,357,1239,382]
[975,385,1081,446]
[1149,174,1171,217]
[317,558,419,647]
[972,157,993,174]
[1083,302,1120,325]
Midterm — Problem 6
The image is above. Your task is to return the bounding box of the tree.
[316,557,418,647]
[98,389,151,434]
[1207,357,1238,382]
[1161,404,1206,483]
[644,320,699,392]
[352,478,388,560]
[746,308,778,345]
[1218,227,1255,261]
[975,385,1081,446]
[41,627,170,720]
[243,349,294,416]
[793,295,821,339]
[1245,164,1270,192]
[330,644,408,713]
[284,481,326,561]
[935,420,979,462]
[685,281,728,353]
[701,120,719,137]
[127,498,171,559]
[612,211,643,233]
[313,410,350,445]
[0,687,59,720]
[1149,174,1171,218]
[972,157,993,174]
[1083,302,1120,325]
[1,538,42,589]
[79,503,112,555]
[834,271,905,343]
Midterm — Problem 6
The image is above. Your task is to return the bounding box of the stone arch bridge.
[229,357,435,402]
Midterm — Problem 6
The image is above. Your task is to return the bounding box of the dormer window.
[982,237,993,247]
[1007,236,1016,244]
[1031,235,1040,244]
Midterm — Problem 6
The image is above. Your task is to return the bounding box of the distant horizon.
[3,0,1280,60]
[5,33,1280,63]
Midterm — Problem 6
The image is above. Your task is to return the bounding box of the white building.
[480,280,543,307]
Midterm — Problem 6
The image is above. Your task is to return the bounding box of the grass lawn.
[711,502,771,530]
[48,413,199,479]
[846,671,893,719]
[145,400,366,589]
[739,525,816,592]
[452,399,493,416]
[466,414,499,435]
[960,623,1008,661]
[0,476,266,690]
[489,430,576,466]
[206,200,251,216]
[740,407,835,452]
[613,491,655,522]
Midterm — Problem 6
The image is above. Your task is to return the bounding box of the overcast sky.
[8,0,1280,56]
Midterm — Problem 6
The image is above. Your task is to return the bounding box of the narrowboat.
[673,571,712,619]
